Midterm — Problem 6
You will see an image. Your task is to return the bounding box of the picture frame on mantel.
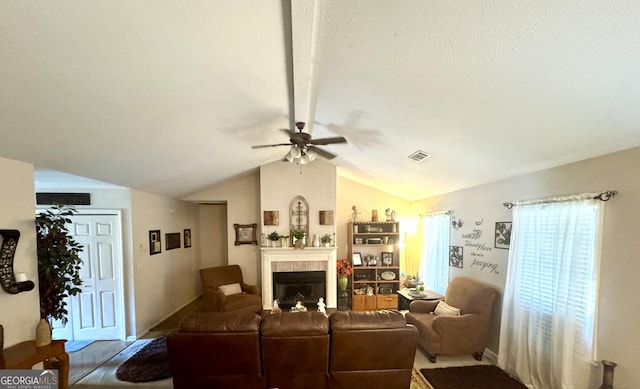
[234,223,257,246]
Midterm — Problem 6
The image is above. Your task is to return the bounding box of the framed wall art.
[184,229,192,248]
[234,223,257,246]
[149,230,161,255]
[495,222,512,249]
[449,246,463,268]
[166,232,181,250]
[319,210,334,225]
[264,211,279,226]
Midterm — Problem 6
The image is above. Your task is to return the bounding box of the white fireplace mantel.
[261,247,337,310]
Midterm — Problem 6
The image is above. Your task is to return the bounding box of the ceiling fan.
[252,122,347,164]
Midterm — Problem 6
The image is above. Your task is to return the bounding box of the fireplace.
[273,271,326,310]
[261,247,337,310]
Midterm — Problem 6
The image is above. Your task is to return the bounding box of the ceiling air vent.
[408,150,432,163]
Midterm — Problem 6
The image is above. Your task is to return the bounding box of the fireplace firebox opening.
[272,271,326,310]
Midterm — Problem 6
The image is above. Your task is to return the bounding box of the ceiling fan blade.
[308,146,337,160]
[251,143,292,149]
[309,136,347,146]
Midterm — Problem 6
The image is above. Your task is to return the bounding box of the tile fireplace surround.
[261,247,337,310]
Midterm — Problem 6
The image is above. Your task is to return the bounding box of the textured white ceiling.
[2,1,640,201]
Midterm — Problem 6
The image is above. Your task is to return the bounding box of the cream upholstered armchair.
[405,276,498,363]
[199,265,262,313]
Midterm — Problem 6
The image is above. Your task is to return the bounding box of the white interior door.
[52,212,125,340]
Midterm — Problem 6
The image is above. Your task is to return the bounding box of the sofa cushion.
[218,282,243,296]
[434,301,460,316]
[178,311,261,333]
[261,311,329,336]
[330,310,406,330]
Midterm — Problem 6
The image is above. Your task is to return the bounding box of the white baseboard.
[484,348,498,364]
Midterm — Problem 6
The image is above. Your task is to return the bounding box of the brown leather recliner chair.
[328,310,418,389]
[199,265,262,313]
[166,311,264,389]
[405,276,498,363]
[261,311,330,389]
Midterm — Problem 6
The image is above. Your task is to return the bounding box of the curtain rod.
[503,190,618,209]
[419,210,452,217]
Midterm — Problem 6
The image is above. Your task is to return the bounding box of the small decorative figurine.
[348,205,360,222]
[317,297,326,314]
[271,299,282,314]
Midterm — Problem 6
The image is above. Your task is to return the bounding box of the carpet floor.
[421,365,527,389]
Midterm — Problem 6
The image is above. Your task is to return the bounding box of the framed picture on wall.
[149,230,161,255]
[184,229,192,248]
[234,223,257,246]
[494,222,512,249]
[449,246,463,268]
[381,252,393,266]
[166,232,181,250]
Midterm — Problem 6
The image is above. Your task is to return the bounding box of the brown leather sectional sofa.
[166,309,418,389]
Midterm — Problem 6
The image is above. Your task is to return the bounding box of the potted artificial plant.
[267,231,281,247]
[36,204,84,345]
[292,230,306,249]
[320,234,332,247]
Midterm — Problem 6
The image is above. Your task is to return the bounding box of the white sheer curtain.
[498,197,602,389]
[419,213,451,295]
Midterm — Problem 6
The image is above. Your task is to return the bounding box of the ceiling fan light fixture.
[290,146,302,159]
[307,149,318,161]
[299,153,310,165]
[285,150,295,162]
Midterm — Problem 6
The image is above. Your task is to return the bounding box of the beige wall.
[198,204,227,271]
[130,190,200,337]
[182,171,261,285]
[411,146,640,389]
[0,157,40,347]
[336,175,410,265]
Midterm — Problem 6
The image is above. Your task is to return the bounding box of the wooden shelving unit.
[348,221,401,311]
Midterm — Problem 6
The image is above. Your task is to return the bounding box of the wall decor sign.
[494,222,512,249]
[166,232,181,250]
[234,223,257,246]
[149,230,161,255]
[184,229,192,248]
[381,251,393,266]
[264,211,279,226]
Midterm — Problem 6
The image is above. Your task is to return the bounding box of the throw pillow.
[434,301,460,316]
[218,283,243,296]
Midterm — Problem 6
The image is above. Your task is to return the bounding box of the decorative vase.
[338,275,348,291]
[312,234,320,247]
[35,319,52,347]
[281,237,289,248]
[599,360,617,389]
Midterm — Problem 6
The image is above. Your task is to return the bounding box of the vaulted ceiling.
[2,1,640,201]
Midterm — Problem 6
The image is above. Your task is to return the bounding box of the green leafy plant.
[292,230,305,240]
[320,234,332,244]
[267,231,281,241]
[36,205,84,324]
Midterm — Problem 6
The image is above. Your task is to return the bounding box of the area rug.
[115,337,171,382]
[421,365,527,389]
[65,340,94,353]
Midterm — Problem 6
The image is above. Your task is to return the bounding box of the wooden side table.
[0,339,68,389]
[397,289,443,310]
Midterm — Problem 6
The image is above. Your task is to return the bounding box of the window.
[498,198,602,388]
[419,213,451,295]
